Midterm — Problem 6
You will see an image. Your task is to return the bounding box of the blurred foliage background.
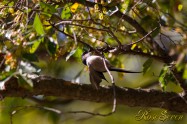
[0,0,187,123]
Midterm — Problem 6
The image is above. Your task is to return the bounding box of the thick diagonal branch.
[1,76,187,113]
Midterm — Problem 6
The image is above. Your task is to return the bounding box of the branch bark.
[1,76,187,113]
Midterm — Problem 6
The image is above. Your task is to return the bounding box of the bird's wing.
[86,55,112,72]
[88,65,108,89]
[89,66,102,89]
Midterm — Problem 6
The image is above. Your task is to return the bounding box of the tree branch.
[1,76,187,113]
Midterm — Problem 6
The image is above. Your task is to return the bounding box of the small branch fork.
[127,27,158,46]
[10,104,114,124]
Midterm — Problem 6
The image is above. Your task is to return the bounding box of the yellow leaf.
[120,26,125,31]
[102,7,107,14]
[131,44,136,50]
[143,49,148,53]
[94,4,99,11]
[71,3,79,13]
[99,13,103,20]
[178,4,183,11]
[8,8,14,14]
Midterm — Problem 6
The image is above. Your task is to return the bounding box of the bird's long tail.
[109,67,142,73]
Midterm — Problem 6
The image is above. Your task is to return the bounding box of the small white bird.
[82,51,142,89]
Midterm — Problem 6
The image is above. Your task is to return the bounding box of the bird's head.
[81,51,92,65]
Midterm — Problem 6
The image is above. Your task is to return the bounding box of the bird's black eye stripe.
[81,51,89,65]
[82,58,87,65]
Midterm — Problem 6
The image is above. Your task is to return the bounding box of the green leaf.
[33,13,45,35]
[22,53,39,62]
[143,58,153,74]
[30,37,44,53]
[61,3,72,19]
[66,48,77,61]
[141,15,159,30]
[8,1,14,6]
[158,66,169,90]
[46,37,58,55]
[18,75,33,91]
[73,47,82,59]
[120,0,131,14]
[40,2,56,14]
[183,64,187,79]
[159,65,178,90]
[0,70,15,80]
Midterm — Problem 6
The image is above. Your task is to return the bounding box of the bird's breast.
[86,56,111,72]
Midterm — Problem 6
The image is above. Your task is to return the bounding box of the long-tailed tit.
[82,51,142,89]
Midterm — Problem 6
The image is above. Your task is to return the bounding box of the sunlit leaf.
[4,40,13,49]
[183,65,187,79]
[33,13,45,35]
[72,48,82,59]
[99,13,103,20]
[30,37,44,53]
[8,1,14,6]
[8,8,14,14]
[178,4,183,11]
[94,4,99,11]
[131,44,137,50]
[158,66,168,90]
[120,0,131,14]
[102,7,107,14]
[143,49,148,53]
[66,49,77,61]
[71,3,79,13]
[40,2,56,14]
[0,70,15,81]
[61,3,72,19]
[143,58,153,74]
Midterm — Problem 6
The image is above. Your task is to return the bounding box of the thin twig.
[10,104,115,124]
[10,105,62,124]
[85,4,121,46]
[160,32,180,46]
[102,54,116,114]
[170,68,187,95]
[24,0,29,29]
[55,22,109,32]
[127,27,158,46]
[49,22,94,50]
[72,30,78,45]
[67,110,113,116]
[0,58,5,69]
[107,28,122,46]
[163,12,187,29]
